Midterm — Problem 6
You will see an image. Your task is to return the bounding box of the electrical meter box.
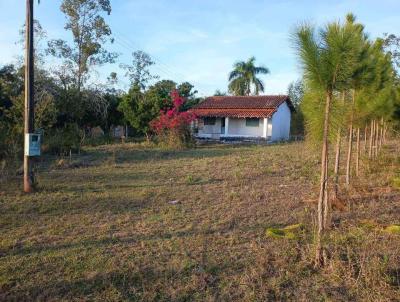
[25,133,41,156]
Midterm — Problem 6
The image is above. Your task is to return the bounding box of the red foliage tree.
[150,90,196,147]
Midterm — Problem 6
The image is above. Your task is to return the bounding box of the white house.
[190,95,294,141]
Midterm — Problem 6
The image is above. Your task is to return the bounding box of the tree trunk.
[315,92,332,268]
[345,127,353,186]
[345,90,355,186]
[363,126,367,154]
[368,120,374,158]
[356,128,360,177]
[374,120,379,158]
[333,127,341,199]
[383,122,387,144]
[323,150,330,229]
[379,118,383,151]
[333,92,345,200]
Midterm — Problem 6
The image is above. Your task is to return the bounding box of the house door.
[221,118,225,134]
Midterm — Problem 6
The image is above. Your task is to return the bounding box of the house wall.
[195,105,291,141]
[227,118,264,137]
[271,102,291,141]
[197,118,223,139]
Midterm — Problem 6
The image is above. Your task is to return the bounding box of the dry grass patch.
[0,141,399,301]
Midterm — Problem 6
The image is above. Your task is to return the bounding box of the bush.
[43,124,81,155]
[150,90,196,149]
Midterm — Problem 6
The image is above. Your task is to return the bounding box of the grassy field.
[1,141,399,301]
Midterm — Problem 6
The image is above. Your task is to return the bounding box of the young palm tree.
[228,57,269,95]
[293,19,358,267]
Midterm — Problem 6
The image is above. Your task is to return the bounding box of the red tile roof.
[190,95,293,118]
[193,108,276,118]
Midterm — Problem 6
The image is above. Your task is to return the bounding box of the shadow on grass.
[1,227,223,258]
[41,177,223,195]
[0,218,297,259]
[112,145,253,165]
[0,269,179,302]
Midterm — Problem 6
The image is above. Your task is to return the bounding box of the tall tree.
[228,57,269,96]
[293,18,358,267]
[287,79,305,136]
[343,14,372,186]
[120,50,159,90]
[47,0,117,92]
[383,33,400,74]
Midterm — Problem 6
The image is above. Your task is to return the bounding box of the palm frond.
[254,66,270,75]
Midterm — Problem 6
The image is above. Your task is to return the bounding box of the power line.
[113,37,184,84]
[113,29,188,82]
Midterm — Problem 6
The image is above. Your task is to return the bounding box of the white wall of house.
[197,118,223,139]
[195,102,291,141]
[227,118,264,137]
[271,102,291,141]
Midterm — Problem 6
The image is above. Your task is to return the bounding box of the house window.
[246,118,259,127]
[204,117,216,125]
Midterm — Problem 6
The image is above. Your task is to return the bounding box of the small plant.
[266,224,304,239]
[185,174,201,185]
[392,177,400,189]
[384,225,400,234]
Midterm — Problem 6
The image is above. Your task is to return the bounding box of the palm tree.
[293,19,358,267]
[228,57,269,96]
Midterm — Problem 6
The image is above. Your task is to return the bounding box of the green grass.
[0,141,399,301]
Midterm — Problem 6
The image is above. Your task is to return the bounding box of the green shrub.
[83,134,115,147]
[156,129,195,150]
[266,224,304,239]
[392,177,400,189]
[384,225,400,234]
[43,124,81,155]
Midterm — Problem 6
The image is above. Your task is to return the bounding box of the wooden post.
[24,0,35,193]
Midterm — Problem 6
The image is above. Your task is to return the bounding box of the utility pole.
[24,0,35,193]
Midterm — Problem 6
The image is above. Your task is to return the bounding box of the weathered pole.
[24,0,35,193]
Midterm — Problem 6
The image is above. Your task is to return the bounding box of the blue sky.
[0,0,399,97]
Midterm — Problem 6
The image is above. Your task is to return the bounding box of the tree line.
[292,13,400,267]
[0,0,202,160]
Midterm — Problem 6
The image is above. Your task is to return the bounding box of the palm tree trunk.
[368,120,374,158]
[315,92,331,268]
[356,128,360,177]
